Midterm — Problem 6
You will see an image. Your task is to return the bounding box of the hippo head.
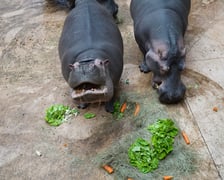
[68,58,113,104]
[97,0,119,18]
[144,39,186,103]
[145,44,186,75]
[151,63,186,104]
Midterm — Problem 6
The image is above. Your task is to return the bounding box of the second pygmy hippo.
[130,0,191,103]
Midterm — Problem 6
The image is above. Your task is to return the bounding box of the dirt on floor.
[0,0,224,180]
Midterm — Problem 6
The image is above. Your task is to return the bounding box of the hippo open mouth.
[71,82,110,103]
[67,58,115,105]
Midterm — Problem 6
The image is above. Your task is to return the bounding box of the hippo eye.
[103,59,109,65]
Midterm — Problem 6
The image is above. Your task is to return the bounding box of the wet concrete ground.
[0,0,224,179]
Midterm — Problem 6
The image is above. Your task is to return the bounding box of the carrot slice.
[120,102,127,113]
[213,107,218,112]
[134,103,140,116]
[182,131,190,145]
[102,165,114,174]
[127,178,134,180]
[163,176,173,180]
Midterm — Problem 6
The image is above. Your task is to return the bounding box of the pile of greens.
[84,112,96,119]
[112,101,124,119]
[45,104,79,126]
[128,119,178,173]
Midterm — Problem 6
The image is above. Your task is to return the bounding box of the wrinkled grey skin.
[59,0,123,112]
[130,0,190,104]
[50,0,118,17]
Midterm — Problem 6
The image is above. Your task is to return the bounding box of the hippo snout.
[158,81,186,104]
[152,63,186,104]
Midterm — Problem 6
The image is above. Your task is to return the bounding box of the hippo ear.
[146,49,160,62]
[69,62,79,69]
[69,64,74,70]
[94,59,108,66]
[68,64,75,70]
[103,59,109,65]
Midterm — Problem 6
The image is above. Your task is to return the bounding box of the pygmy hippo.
[58,0,123,112]
[130,0,191,104]
[50,0,119,17]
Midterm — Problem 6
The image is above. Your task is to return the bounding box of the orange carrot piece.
[127,178,134,180]
[120,102,127,113]
[163,176,173,180]
[182,131,190,145]
[134,103,140,116]
[102,165,114,174]
[213,107,218,112]
[63,143,68,147]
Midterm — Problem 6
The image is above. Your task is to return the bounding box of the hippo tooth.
[71,86,108,99]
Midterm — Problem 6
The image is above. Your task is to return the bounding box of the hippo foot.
[105,101,114,113]
[77,103,89,109]
[139,61,151,73]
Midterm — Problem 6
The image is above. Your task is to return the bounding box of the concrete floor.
[0,0,224,179]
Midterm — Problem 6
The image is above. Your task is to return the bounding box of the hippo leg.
[105,96,115,113]
[139,59,151,73]
[77,103,89,109]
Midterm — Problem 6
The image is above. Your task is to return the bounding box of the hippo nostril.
[152,80,162,89]
[157,81,162,86]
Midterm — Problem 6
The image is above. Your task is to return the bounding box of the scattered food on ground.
[163,175,173,180]
[128,138,159,173]
[84,112,96,119]
[127,178,134,180]
[45,104,79,126]
[35,150,42,157]
[213,106,218,112]
[63,143,68,147]
[134,103,140,116]
[113,101,124,119]
[102,164,114,174]
[120,102,127,113]
[125,79,130,85]
[182,131,190,145]
[128,119,178,173]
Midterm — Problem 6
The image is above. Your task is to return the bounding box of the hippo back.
[130,0,191,31]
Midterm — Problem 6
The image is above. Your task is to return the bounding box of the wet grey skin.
[130,0,190,104]
[58,0,123,112]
